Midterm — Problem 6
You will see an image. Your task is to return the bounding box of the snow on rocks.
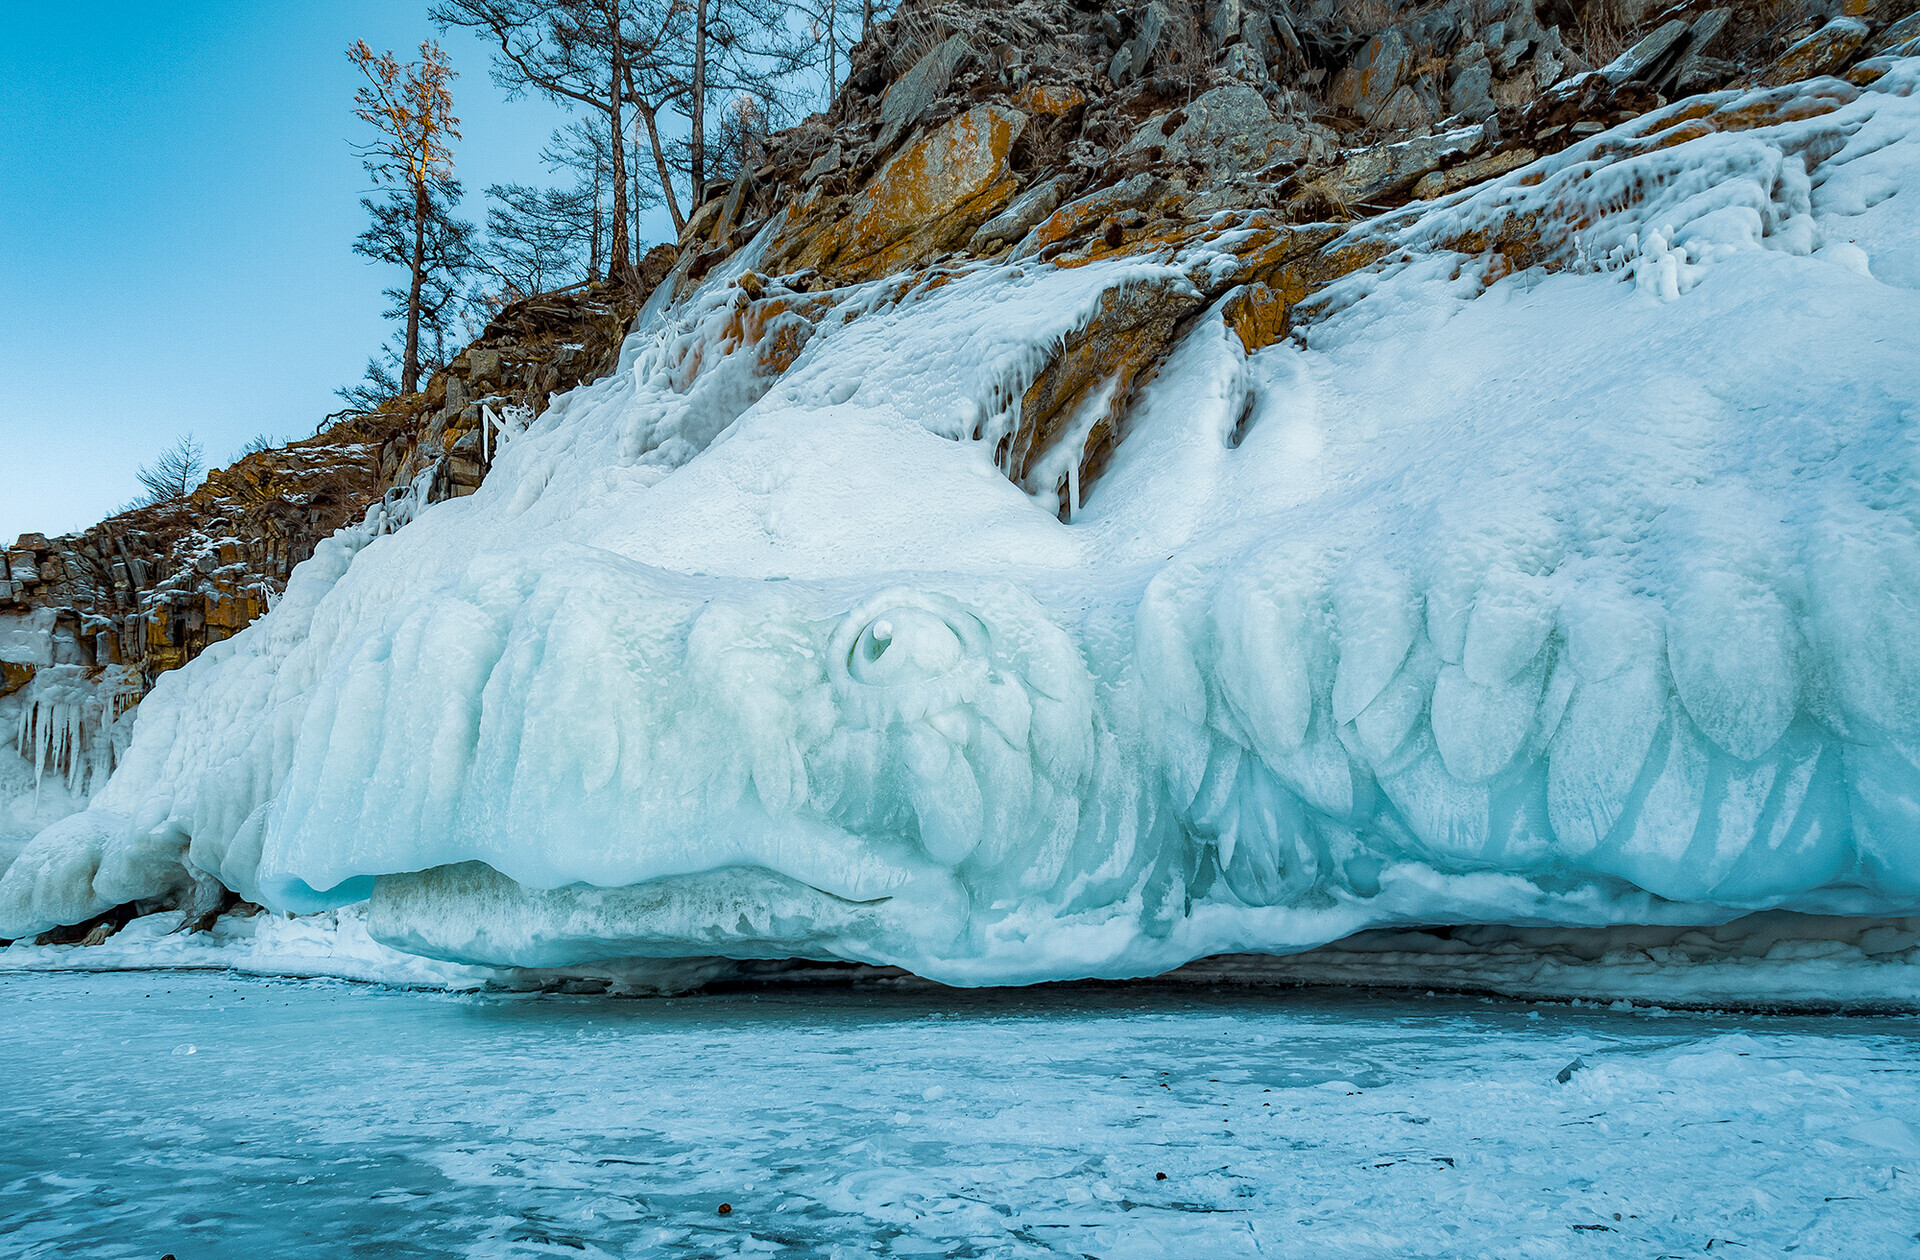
[4,68,1920,986]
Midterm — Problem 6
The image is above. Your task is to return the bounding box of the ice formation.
[4,70,1920,982]
[0,656,138,874]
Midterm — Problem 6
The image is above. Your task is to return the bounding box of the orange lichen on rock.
[1221,283,1290,353]
[1014,83,1087,117]
[769,104,1028,285]
[1005,274,1206,516]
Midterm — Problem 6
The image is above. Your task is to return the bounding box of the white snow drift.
[5,69,1920,983]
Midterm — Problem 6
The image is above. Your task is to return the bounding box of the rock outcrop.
[0,274,669,707]
[656,0,1918,512]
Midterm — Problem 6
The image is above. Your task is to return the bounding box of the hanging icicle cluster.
[13,665,141,798]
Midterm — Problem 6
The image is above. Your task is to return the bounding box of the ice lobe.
[5,70,1920,978]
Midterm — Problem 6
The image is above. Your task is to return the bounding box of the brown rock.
[1600,19,1692,86]
[1222,283,1290,353]
[970,174,1078,253]
[1120,83,1314,179]
[1845,55,1901,84]
[1760,18,1870,86]
[681,195,727,247]
[1004,274,1206,516]
[0,661,32,698]
[1412,146,1540,199]
[878,35,974,151]
[1016,173,1164,260]
[1315,125,1486,210]
[1871,12,1920,55]
[770,104,1027,284]
[1014,83,1087,117]
[1331,28,1413,119]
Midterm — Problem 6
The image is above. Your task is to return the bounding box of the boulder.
[1872,12,1920,55]
[1669,9,1734,94]
[1331,27,1414,118]
[1222,43,1270,82]
[806,143,843,181]
[1013,83,1087,117]
[1006,274,1206,514]
[467,348,502,385]
[1601,19,1692,85]
[1760,18,1870,86]
[1318,124,1486,207]
[1450,50,1497,120]
[1269,9,1306,70]
[970,174,1079,252]
[1222,282,1290,353]
[1240,10,1280,68]
[1119,83,1311,178]
[1208,0,1243,46]
[879,36,975,151]
[1533,25,1567,87]
[1110,2,1172,87]
[1409,145,1538,199]
[1403,5,1464,59]
[772,104,1028,283]
[1015,174,1165,260]
[680,195,727,245]
[1374,83,1439,132]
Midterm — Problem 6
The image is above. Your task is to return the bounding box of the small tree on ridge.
[348,39,465,396]
[137,434,206,504]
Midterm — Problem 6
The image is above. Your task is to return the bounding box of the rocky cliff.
[4,0,1918,946]
[671,0,1919,514]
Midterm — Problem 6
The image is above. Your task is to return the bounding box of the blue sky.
[0,1,682,544]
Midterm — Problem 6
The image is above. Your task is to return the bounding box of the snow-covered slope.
[5,69,1920,984]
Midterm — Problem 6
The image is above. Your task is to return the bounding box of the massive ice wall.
[4,69,1920,981]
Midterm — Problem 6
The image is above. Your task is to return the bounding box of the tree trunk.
[828,0,838,100]
[403,178,427,395]
[637,99,686,232]
[691,0,707,204]
[863,0,873,39]
[589,164,603,283]
[606,0,632,280]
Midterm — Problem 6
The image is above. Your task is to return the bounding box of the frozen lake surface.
[3,973,1917,1258]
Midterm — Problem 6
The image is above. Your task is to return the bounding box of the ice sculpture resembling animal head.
[317,563,1104,970]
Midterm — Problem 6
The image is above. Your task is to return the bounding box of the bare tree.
[684,0,807,188]
[338,186,473,416]
[543,119,615,279]
[336,357,401,415]
[137,434,206,504]
[434,0,679,270]
[353,177,476,367]
[348,40,464,396]
[483,182,597,296]
[794,0,864,103]
[707,92,774,181]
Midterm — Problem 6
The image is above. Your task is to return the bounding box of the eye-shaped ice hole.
[829,590,994,729]
[850,609,964,686]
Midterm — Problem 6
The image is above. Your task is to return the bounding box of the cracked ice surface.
[3,973,1919,1258]
[5,71,1920,977]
